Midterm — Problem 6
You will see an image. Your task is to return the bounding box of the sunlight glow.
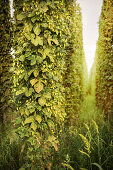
[78,0,103,75]
[84,44,96,74]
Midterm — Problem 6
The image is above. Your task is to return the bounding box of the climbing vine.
[12,0,86,168]
[95,0,113,119]
[64,4,87,124]
[0,0,13,125]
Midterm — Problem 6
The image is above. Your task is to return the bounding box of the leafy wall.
[0,0,13,124]
[64,4,87,124]
[12,0,86,167]
[95,0,113,119]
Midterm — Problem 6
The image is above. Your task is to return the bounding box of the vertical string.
[9,0,14,18]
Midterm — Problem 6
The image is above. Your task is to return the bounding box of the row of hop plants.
[0,0,13,125]
[0,0,87,168]
[95,0,113,123]
[64,4,88,125]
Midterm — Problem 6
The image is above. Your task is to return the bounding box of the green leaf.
[20,108,25,116]
[31,33,35,39]
[30,79,38,86]
[24,22,33,32]
[53,76,59,81]
[43,48,51,59]
[92,163,103,170]
[28,69,35,76]
[15,47,23,54]
[42,6,49,13]
[17,13,25,20]
[33,70,39,77]
[15,117,21,125]
[36,56,43,63]
[48,55,54,62]
[33,24,41,35]
[28,11,35,17]
[19,55,25,62]
[35,115,42,124]
[23,43,28,48]
[1,97,5,102]
[25,109,30,116]
[31,122,37,131]
[25,33,31,40]
[34,82,44,93]
[9,67,15,72]
[61,163,74,170]
[48,135,56,142]
[31,35,43,46]
[25,88,34,97]
[41,22,48,28]
[16,90,24,96]
[31,56,36,65]
[79,150,90,158]
[43,93,51,99]
[29,107,35,113]
[48,120,54,130]
[52,39,59,45]
[24,116,34,124]
[48,38,52,46]
[38,97,46,106]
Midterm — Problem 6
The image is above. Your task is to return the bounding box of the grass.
[0,95,112,169]
[79,95,104,123]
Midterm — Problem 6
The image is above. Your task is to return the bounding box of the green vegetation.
[95,0,113,120]
[0,0,13,126]
[0,0,112,169]
[12,0,87,167]
[79,95,102,123]
[0,97,112,169]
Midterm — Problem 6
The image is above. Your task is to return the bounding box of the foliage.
[95,0,113,121]
[49,119,113,170]
[12,0,86,168]
[0,106,112,170]
[64,4,88,125]
[0,0,13,125]
[78,120,113,170]
[79,95,103,123]
[1,1,112,170]
[0,124,26,170]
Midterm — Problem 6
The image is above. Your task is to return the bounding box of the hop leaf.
[33,70,39,77]
[31,122,37,131]
[16,90,24,96]
[43,92,51,99]
[25,88,34,97]
[33,24,41,35]
[35,115,42,124]
[24,116,34,124]
[17,13,26,20]
[52,39,59,45]
[30,79,38,86]
[31,36,43,46]
[42,6,49,13]
[19,55,25,61]
[34,82,44,93]
[38,97,46,106]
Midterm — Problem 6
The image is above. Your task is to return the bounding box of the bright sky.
[78,0,103,74]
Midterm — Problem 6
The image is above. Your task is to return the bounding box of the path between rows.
[79,95,102,123]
